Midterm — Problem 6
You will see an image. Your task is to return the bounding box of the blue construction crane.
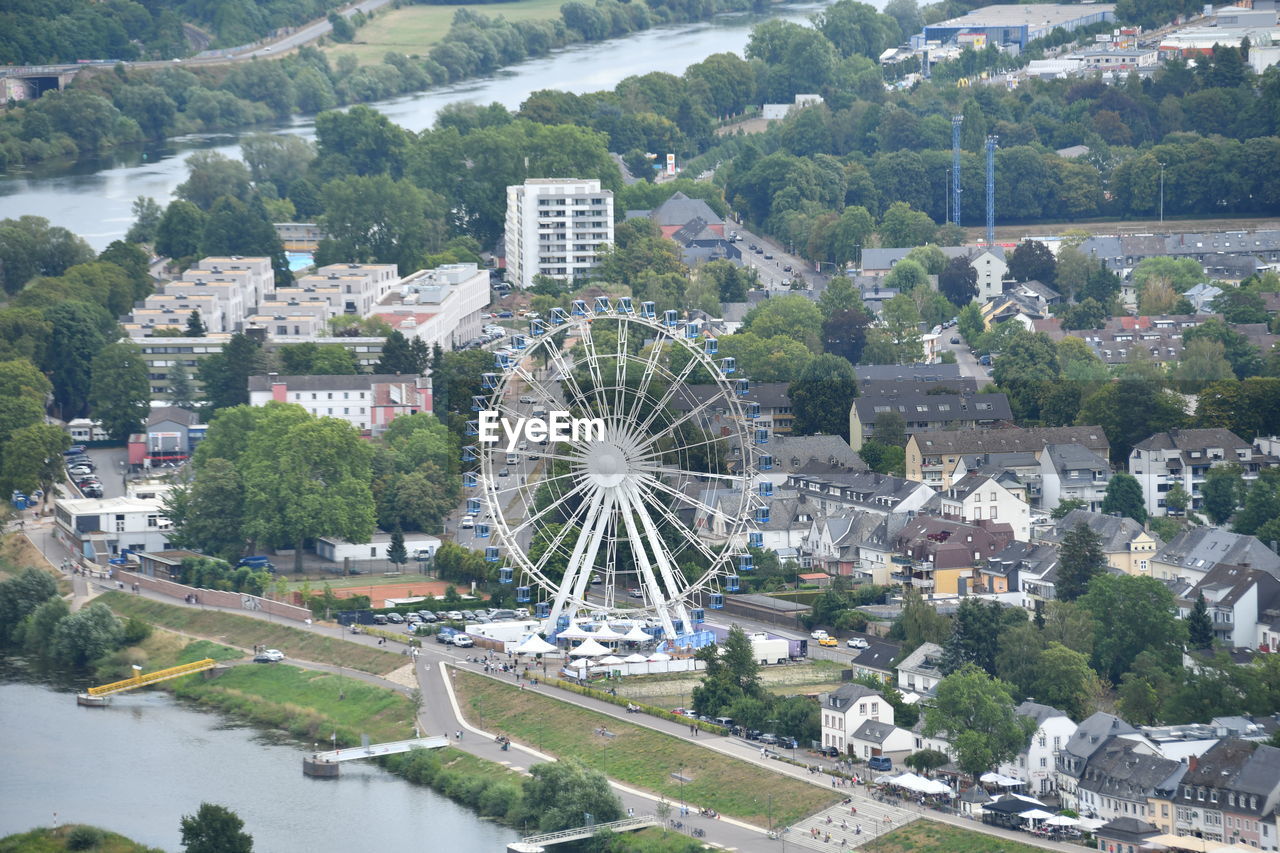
[985,135,998,246]
[951,115,963,226]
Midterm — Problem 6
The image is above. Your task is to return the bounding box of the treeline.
[0,0,350,64]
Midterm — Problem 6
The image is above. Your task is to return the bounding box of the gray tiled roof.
[1155,528,1280,577]
[854,391,1013,427]
[823,683,883,710]
[852,719,899,744]
[766,434,867,473]
[1133,428,1251,454]
[855,363,962,383]
[1015,700,1070,726]
[911,426,1110,457]
[1042,509,1152,553]
[1061,713,1139,766]
[646,192,724,227]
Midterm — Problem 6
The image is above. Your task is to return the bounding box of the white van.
[460,515,475,529]
[506,452,519,465]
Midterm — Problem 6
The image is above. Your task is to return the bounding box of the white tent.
[566,658,591,669]
[622,653,649,663]
[923,779,953,796]
[1045,815,1078,827]
[891,773,932,792]
[514,635,558,655]
[1020,809,1056,822]
[1076,818,1107,832]
[590,624,624,641]
[621,625,653,643]
[981,772,1025,787]
[569,638,611,657]
[598,655,625,665]
[648,652,671,661]
[558,624,593,640]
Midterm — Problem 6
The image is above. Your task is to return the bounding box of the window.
[371,547,377,557]
[1040,757,1047,768]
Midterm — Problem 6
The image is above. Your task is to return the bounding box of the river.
[0,0,846,250]
[0,669,516,851]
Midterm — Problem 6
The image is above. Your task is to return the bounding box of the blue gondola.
[465,419,479,436]
[759,454,774,471]
[481,372,499,390]
[463,471,478,488]
[704,337,718,355]
[556,613,570,629]
[466,497,481,514]
[471,395,486,412]
[571,299,589,316]
[726,574,740,592]
[640,301,656,319]
[498,566,513,583]
[747,402,761,419]
[759,482,773,497]
[476,523,491,539]
[709,593,725,609]
[721,357,736,375]
[512,334,528,351]
[486,546,500,562]
[691,607,705,623]
[461,446,478,462]
[618,296,634,314]
[531,319,549,337]
[536,601,551,618]
[739,553,754,571]
[550,307,569,325]
[736,378,750,396]
[495,351,514,369]
[755,506,771,524]
[749,531,764,549]
[754,428,770,445]
[594,296,612,313]
[663,309,679,327]
[515,586,531,603]
[685,321,700,339]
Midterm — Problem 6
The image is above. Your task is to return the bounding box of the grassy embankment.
[862,820,1054,853]
[0,826,162,853]
[0,532,70,592]
[324,0,566,66]
[99,591,405,675]
[452,669,839,827]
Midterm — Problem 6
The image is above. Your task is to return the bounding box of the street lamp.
[1158,161,1166,224]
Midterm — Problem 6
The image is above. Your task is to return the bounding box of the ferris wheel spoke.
[634,463,746,484]
[504,364,564,410]
[506,477,593,540]
[634,485,725,567]
[613,319,629,428]
[624,330,671,428]
[545,487,609,629]
[576,322,613,422]
[639,474,733,527]
[625,483,694,627]
[525,486,598,574]
[614,485,679,639]
[627,394,723,451]
[546,337,596,417]
[632,350,704,437]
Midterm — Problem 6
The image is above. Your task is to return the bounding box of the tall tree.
[1201,464,1243,525]
[168,360,196,411]
[375,330,429,375]
[164,457,246,560]
[42,301,113,418]
[180,803,254,853]
[1187,592,1214,650]
[923,664,1034,777]
[0,423,70,501]
[185,310,207,338]
[788,354,858,439]
[197,333,264,412]
[1101,472,1148,524]
[521,761,623,834]
[938,255,978,306]
[387,528,408,568]
[1080,574,1187,683]
[154,200,207,261]
[1007,240,1056,285]
[1057,521,1107,603]
[89,341,150,442]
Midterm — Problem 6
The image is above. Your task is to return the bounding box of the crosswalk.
[782,795,919,851]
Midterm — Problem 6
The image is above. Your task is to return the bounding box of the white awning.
[569,638,610,656]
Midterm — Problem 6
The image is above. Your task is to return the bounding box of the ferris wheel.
[460,298,769,640]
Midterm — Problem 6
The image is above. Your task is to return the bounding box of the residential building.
[244,311,325,338]
[979,291,1051,330]
[1130,428,1263,517]
[861,246,1008,300]
[54,496,173,564]
[981,539,1059,600]
[998,701,1077,796]
[275,262,399,317]
[1177,563,1280,650]
[848,389,1013,451]
[188,256,274,308]
[1093,818,1163,853]
[670,382,797,436]
[896,642,944,699]
[315,531,441,564]
[950,451,1044,505]
[1038,444,1112,514]
[906,426,1111,489]
[819,683,894,755]
[373,263,490,352]
[894,516,1015,595]
[504,178,614,288]
[246,373,431,435]
[850,720,915,763]
[1150,527,1280,586]
[848,639,902,684]
[807,511,905,581]
[854,363,964,384]
[752,434,867,489]
[1170,739,1280,849]
[1077,739,1181,824]
[1056,713,1147,814]
[1037,509,1161,577]
[787,471,936,518]
[935,469,1031,541]
[142,407,203,464]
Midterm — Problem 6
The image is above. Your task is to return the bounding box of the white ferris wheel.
[461,298,772,640]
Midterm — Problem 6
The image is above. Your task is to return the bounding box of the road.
[939,334,992,387]
[729,221,826,292]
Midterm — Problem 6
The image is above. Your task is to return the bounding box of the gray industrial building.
[917,3,1116,49]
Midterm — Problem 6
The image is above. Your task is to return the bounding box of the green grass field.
[99,591,406,675]
[325,0,566,65]
[453,669,838,827]
[862,820,1054,853]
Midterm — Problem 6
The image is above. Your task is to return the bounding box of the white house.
[246,372,431,435]
[999,701,1078,796]
[897,642,945,699]
[373,263,490,352]
[54,496,173,565]
[1177,564,1280,651]
[1129,428,1261,517]
[1038,443,1111,514]
[819,683,894,756]
[937,470,1031,541]
[315,531,441,564]
[850,720,915,762]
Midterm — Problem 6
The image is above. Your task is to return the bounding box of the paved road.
[939,334,992,387]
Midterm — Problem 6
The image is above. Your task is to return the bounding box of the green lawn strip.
[176,639,245,664]
[0,825,161,853]
[862,820,1052,853]
[326,0,564,65]
[99,591,404,675]
[453,669,838,827]
[175,663,417,746]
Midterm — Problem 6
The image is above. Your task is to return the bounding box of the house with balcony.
[1038,443,1112,514]
[933,469,1031,541]
[54,496,173,565]
[1178,564,1280,651]
[906,426,1111,490]
[787,471,936,519]
[1150,527,1280,587]
[896,642,944,700]
[950,451,1044,506]
[1130,429,1263,517]
[978,539,1060,598]
[819,683,895,755]
[998,701,1077,796]
[893,516,1015,595]
[1037,509,1162,577]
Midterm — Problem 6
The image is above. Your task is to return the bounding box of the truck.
[750,636,791,665]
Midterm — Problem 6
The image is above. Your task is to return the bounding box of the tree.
[185,311,207,338]
[904,749,949,775]
[1188,591,1214,650]
[197,333,264,411]
[957,302,984,345]
[1007,240,1056,285]
[522,760,623,833]
[938,256,978,306]
[878,202,937,248]
[1165,483,1191,516]
[1174,338,1235,392]
[1,423,71,498]
[822,306,871,366]
[0,215,94,295]
[881,293,924,363]
[387,528,408,568]
[165,457,246,560]
[375,330,430,376]
[1211,288,1269,325]
[154,200,206,261]
[1201,464,1243,525]
[923,664,1033,777]
[180,803,253,853]
[89,342,149,442]
[317,174,446,274]
[51,602,122,667]
[873,410,906,447]
[1077,377,1187,465]
[176,152,253,210]
[1184,318,1262,379]
[1080,574,1186,683]
[1101,472,1148,524]
[788,354,858,439]
[742,295,824,353]
[1130,257,1204,295]
[1057,521,1107,603]
[1033,642,1101,721]
[0,567,58,645]
[941,597,1024,676]
[882,258,929,293]
[1051,499,1087,520]
[125,196,164,244]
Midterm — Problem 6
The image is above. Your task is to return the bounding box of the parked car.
[406,613,422,624]
[821,746,840,758]
[628,588,643,598]
[519,396,536,404]
[498,311,514,318]
[868,755,893,771]
[460,515,475,529]
[451,634,474,648]
[846,637,869,649]
[437,628,458,644]
[758,733,779,745]
[763,253,774,260]
[950,336,961,345]
[447,611,464,621]
[461,610,476,620]
[779,736,799,749]
[386,612,405,624]
[64,445,86,456]
[372,615,389,625]
[67,465,93,477]
[254,649,284,663]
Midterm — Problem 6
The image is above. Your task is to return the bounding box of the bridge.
[79,659,218,704]
[511,815,660,850]
[303,735,448,777]
[0,64,82,99]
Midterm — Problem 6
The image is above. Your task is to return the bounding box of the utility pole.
[1158,161,1166,224]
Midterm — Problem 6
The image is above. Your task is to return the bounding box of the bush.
[122,615,152,645]
[66,825,106,849]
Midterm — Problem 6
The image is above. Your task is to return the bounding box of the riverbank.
[0,825,162,853]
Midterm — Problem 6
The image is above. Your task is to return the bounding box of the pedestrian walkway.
[786,797,918,850]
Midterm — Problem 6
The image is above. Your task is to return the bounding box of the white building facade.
[505,179,614,288]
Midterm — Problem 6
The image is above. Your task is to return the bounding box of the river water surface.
[0,672,516,850]
[0,0,845,249]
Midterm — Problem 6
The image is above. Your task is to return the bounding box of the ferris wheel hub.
[584,443,630,489]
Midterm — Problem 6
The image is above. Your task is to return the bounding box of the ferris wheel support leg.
[615,487,678,641]
[626,481,693,636]
[544,488,609,635]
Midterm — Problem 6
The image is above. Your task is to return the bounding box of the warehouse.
[918,3,1115,50]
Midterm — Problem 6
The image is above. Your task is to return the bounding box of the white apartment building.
[375,263,489,350]
[1130,428,1261,517]
[999,701,1078,796]
[275,263,400,317]
[247,373,431,435]
[937,470,1032,541]
[55,496,174,564]
[505,178,614,288]
[154,278,247,333]
[189,256,274,308]
[1038,443,1112,514]
[819,683,895,756]
[244,312,326,338]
